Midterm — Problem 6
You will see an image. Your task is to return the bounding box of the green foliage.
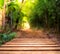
[28,0,58,29]
[6,1,23,30]
[5,0,60,32]
[0,0,4,9]
[29,0,46,28]
[22,0,35,16]
[0,32,16,45]
[7,32,16,40]
[21,0,38,28]
[56,0,60,32]
[24,0,45,28]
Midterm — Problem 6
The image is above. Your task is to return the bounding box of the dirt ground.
[16,29,60,44]
[0,29,60,54]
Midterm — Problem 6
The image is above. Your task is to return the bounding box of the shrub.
[6,1,23,30]
[0,32,16,46]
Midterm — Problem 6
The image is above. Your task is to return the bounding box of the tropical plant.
[6,1,23,30]
[0,32,16,45]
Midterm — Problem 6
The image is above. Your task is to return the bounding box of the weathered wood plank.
[0,51,60,54]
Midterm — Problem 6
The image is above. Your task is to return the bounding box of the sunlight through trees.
[0,0,60,33]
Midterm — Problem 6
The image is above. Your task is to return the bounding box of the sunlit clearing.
[23,22,30,30]
[18,0,22,3]
[32,0,35,3]
[22,17,30,30]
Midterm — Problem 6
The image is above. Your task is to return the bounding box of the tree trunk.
[44,9,49,30]
[2,0,6,30]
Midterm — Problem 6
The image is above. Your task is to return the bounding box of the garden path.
[0,29,60,54]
